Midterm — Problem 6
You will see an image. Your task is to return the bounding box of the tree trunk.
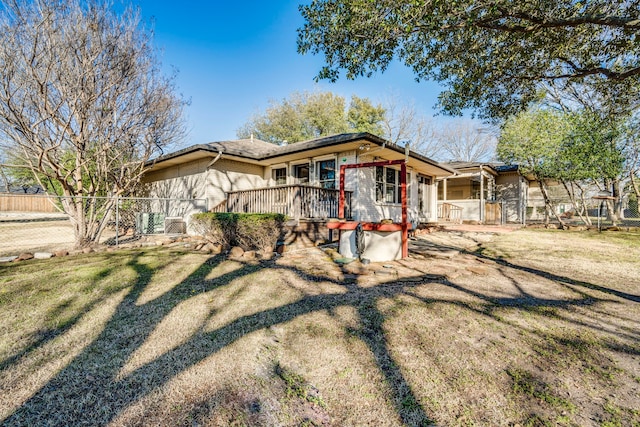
[538,178,566,228]
[631,171,640,201]
[604,178,620,226]
[561,179,591,225]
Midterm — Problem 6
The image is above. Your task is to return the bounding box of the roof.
[491,163,519,173]
[147,132,456,177]
[443,161,499,175]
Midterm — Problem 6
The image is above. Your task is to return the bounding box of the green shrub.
[191,212,285,251]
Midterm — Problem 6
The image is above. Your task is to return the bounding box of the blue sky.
[133,0,452,148]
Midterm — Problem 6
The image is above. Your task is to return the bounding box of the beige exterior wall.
[496,172,526,223]
[143,158,266,211]
[143,149,441,225]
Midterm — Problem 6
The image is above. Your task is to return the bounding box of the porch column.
[430,179,438,222]
[479,167,485,223]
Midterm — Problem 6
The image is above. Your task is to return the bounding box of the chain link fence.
[0,194,207,256]
[524,195,640,228]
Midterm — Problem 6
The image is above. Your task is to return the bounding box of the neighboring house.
[436,162,500,224]
[435,162,540,225]
[493,164,529,224]
[142,133,455,231]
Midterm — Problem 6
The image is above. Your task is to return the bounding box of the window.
[272,167,286,185]
[376,166,401,203]
[317,159,335,189]
[293,163,309,184]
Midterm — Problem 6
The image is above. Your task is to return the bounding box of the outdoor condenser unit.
[164,217,186,234]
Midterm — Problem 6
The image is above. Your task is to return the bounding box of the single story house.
[142,133,456,233]
[436,162,501,224]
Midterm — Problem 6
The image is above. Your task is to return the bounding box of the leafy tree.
[237,91,385,144]
[0,0,185,247]
[499,107,628,226]
[298,0,640,121]
[557,111,625,224]
[498,108,570,226]
[347,95,386,136]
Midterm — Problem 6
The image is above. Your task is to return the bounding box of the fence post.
[115,195,119,246]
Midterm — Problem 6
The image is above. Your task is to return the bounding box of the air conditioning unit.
[164,217,186,234]
[136,213,165,234]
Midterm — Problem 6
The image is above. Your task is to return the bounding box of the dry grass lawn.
[0,228,638,426]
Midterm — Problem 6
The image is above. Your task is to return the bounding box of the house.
[142,133,455,234]
[436,162,533,225]
[436,162,500,224]
[492,164,529,224]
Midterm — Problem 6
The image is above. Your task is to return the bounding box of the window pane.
[318,160,335,189]
[386,168,396,184]
[294,164,309,183]
[386,183,395,203]
[376,182,384,202]
[273,167,286,185]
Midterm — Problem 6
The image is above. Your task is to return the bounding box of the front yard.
[0,229,638,426]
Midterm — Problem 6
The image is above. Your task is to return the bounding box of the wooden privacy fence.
[226,185,352,219]
[0,194,59,213]
[485,201,503,225]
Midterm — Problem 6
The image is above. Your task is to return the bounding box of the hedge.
[191,212,286,251]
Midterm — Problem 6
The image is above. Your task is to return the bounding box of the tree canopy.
[0,0,185,246]
[298,0,640,120]
[237,91,385,144]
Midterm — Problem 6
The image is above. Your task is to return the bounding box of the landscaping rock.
[230,246,244,258]
[54,250,69,257]
[0,256,18,263]
[34,252,53,260]
[243,250,256,260]
[17,252,34,261]
[82,247,94,254]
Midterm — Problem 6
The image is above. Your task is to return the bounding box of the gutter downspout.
[204,146,223,211]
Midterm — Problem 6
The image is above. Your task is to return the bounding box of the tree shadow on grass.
[1,249,438,426]
[0,254,147,371]
[2,241,636,426]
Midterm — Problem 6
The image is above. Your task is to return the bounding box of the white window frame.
[376,166,402,204]
[291,161,311,185]
[314,156,337,189]
[271,164,287,186]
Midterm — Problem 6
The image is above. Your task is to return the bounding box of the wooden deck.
[222,185,352,220]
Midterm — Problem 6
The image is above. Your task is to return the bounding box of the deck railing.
[225,185,352,219]
[437,202,463,223]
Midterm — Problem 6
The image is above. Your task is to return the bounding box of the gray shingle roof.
[148,133,456,176]
[207,138,276,159]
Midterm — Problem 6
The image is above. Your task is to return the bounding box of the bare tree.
[436,120,497,162]
[381,94,442,159]
[0,0,185,247]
